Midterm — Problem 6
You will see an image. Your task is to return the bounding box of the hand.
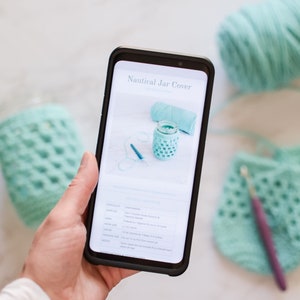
[21,152,137,300]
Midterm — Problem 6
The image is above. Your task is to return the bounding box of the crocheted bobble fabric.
[213,148,300,274]
[0,104,83,228]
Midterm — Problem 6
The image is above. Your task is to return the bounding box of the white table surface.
[1,0,300,299]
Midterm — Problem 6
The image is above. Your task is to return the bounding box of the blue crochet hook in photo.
[118,136,149,171]
[130,144,146,162]
[130,143,148,167]
[130,143,144,160]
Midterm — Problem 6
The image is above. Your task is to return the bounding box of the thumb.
[54,151,98,217]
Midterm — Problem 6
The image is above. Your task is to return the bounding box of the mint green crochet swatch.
[0,104,83,228]
[213,148,300,274]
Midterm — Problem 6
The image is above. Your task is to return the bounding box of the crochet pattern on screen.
[0,104,83,228]
[213,148,300,274]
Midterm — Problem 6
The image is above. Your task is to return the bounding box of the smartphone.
[84,47,214,276]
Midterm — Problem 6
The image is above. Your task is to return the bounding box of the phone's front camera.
[178,61,183,67]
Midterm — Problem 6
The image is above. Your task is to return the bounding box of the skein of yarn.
[217,0,300,92]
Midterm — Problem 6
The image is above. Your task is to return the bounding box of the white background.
[1,1,300,299]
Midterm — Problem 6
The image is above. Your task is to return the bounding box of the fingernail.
[80,152,90,168]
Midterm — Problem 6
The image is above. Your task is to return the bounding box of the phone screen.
[86,48,213,274]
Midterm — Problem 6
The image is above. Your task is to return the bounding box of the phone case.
[84,47,214,276]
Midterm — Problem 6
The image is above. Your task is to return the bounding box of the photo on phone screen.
[85,47,214,276]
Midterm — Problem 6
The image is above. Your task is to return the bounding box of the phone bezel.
[84,47,214,276]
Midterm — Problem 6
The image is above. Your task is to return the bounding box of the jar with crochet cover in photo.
[152,120,179,160]
[0,97,83,228]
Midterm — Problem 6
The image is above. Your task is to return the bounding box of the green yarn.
[213,147,300,274]
[0,104,83,228]
[218,0,300,92]
[150,102,197,135]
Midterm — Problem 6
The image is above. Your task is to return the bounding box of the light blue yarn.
[0,104,83,228]
[150,102,197,135]
[218,0,300,92]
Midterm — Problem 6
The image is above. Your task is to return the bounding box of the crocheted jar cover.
[152,120,179,160]
[0,104,83,228]
[213,148,300,274]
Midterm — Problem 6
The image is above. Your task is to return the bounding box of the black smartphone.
[84,47,214,276]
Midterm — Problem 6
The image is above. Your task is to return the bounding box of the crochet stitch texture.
[213,148,300,274]
[0,104,83,228]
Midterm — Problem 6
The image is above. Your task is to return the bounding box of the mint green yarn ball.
[217,0,300,92]
[0,104,84,228]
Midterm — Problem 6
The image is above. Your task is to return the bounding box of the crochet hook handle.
[251,197,287,291]
[130,143,144,160]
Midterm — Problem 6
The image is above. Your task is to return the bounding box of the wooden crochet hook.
[240,165,287,291]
